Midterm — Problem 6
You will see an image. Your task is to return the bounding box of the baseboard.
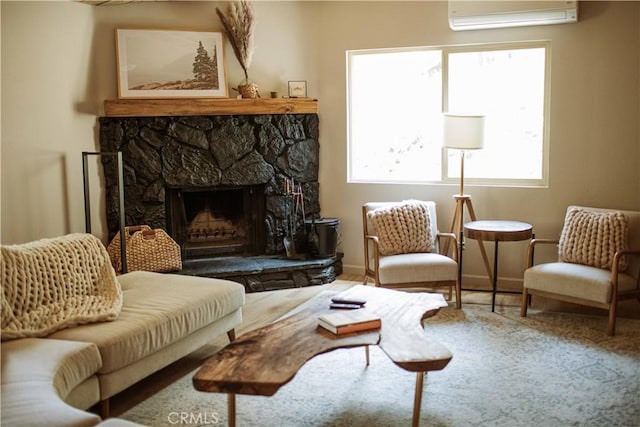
[341,264,364,277]
[461,274,523,291]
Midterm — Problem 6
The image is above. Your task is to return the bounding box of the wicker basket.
[107,225,182,274]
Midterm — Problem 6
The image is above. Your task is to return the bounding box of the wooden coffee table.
[193,285,452,427]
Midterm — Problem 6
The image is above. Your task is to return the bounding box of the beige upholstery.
[95,309,242,400]
[1,338,103,427]
[49,271,245,399]
[363,201,461,308]
[1,235,244,426]
[0,272,244,425]
[521,206,640,335]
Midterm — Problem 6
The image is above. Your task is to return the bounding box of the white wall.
[2,1,639,287]
[313,1,640,285]
[2,1,96,243]
[90,1,319,107]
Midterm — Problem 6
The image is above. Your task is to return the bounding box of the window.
[347,42,550,187]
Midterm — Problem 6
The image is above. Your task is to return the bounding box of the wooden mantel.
[104,98,318,117]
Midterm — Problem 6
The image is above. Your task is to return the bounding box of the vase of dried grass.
[238,78,260,98]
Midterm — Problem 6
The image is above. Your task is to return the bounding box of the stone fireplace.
[99,111,341,291]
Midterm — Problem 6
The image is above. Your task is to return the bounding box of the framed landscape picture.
[116,29,228,99]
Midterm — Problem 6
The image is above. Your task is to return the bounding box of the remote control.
[331,297,367,306]
[329,303,363,310]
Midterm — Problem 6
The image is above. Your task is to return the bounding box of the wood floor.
[107,274,639,417]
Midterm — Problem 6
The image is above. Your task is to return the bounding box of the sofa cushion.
[378,253,457,285]
[368,200,434,256]
[1,338,103,427]
[524,262,637,304]
[48,271,245,374]
[1,382,102,427]
[558,207,629,271]
[1,338,102,398]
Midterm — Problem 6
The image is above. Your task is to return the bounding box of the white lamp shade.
[443,113,485,150]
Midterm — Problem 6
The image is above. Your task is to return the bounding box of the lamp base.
[447,194,493,285]
[448,195,477,246]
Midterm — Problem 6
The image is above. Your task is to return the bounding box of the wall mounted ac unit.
[449,1,578,31]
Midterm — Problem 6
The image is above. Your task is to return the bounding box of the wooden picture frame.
[288,80,307,98]
[116,29,228,99]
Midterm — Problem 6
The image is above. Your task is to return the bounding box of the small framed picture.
[288,81,307,98]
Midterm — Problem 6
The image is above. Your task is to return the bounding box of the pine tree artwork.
[115,29,228,98]
[193,41,219,89]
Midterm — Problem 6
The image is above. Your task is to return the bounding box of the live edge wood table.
[193,285,452,427]
[463,220,534,312]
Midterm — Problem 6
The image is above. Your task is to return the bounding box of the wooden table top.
[464,220,533,242]
[193,285,452,396]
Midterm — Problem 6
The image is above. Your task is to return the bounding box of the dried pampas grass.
[216,0,255,81]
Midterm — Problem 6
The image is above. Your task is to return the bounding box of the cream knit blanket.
[1,233,123,340]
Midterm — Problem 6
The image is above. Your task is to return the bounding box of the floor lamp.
[442,113,492,281]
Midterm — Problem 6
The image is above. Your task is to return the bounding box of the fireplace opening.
[166,185,266,259]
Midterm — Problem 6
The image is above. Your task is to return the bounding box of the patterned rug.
[121,304,640,426]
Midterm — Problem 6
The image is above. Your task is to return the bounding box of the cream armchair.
[362,201,461,308]
[521,206,640,335]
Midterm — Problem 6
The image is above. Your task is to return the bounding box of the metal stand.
[82,151,127,273]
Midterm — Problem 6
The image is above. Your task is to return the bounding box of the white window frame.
[347,41,551,188]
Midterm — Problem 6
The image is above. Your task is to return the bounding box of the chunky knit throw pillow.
[558,207,629,271]
[1,233,123,340]
[368,200,433,256]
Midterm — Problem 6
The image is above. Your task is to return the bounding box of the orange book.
[318,310,381,335]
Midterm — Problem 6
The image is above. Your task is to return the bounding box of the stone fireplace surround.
[99,112,342,291]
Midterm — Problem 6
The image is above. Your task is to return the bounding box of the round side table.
[463,220,533,312]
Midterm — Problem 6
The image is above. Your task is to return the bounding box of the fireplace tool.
[284,178,306,259]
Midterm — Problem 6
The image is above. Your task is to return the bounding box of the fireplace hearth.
[99,113,341,291]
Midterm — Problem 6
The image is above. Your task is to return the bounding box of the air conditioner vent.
[449,1,578,31]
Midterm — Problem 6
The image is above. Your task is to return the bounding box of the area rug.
[121,304,640,426]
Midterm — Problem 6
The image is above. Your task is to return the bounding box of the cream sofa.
[1,235,245,426]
